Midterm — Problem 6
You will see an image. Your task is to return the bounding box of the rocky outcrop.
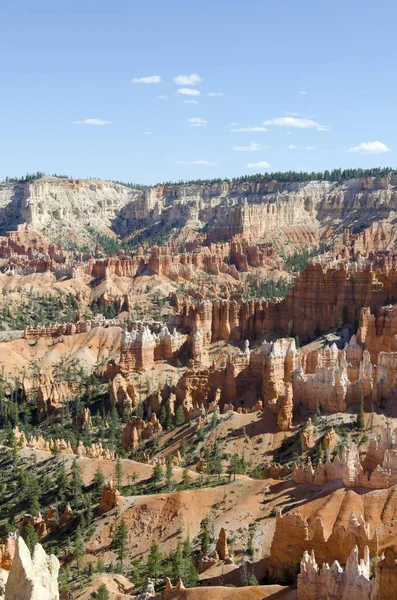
[99,481,121,513]
[215,528,229,561]
[293,425,397,490]
[20,504,73,541]
[298,543,397,600]
[4,536,59,600]
[121,414,162,451]
[9,427,115,460]
[298,545,373,600]
[119,325,187,373]
[163,578,185,599]
[269,508,377,580]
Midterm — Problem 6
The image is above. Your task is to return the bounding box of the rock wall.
[269,509,377,580]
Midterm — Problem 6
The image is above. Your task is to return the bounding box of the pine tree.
[71,459,84,500]
[159,404,167,427]
[175,406,185,426]
[57,461,68,500]
[97,584,110,600]
[112,518,128,569]
[115,457,123,490]
[179,437,187,457]
[135,401,144,420]
[93,466,105,497]
[147,539,163,584]
[210,410,219,429]
[22,523,38,553]
[201,526,210,555]
[182,469,191,488]
[74,528,85,574]
[165,456,173,488]
[153,462,163,484]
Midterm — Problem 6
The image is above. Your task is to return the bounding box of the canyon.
[1,173,397,599]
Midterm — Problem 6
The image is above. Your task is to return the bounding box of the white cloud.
[132,75,162,84]
[187,117,207,127]
[158,95,168,99]
[178,88,201,96]
[144,132,153,135]
[73,118,111,126]
[207,92,224,97]
[348,141,390,154]
[230,126,268,132]
[263,117,329,131]
[174,74,202,86]
[288,144,315,150]
[246,161,271,169]
[184,100,199,104]
[299,91,307,95]
[231,141,262,152]
[176,160,216,166]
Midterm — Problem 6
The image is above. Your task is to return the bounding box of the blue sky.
[1,0,396,184]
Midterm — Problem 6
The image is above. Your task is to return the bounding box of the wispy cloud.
[246,161,271,169]
[158,95,168,99]
[184,100,199,104]
[263,117,329,131]
[175,160,216,166]
[299,91,307,95]
[284,111,299,117]
[207,92,224,97]
[231,141,262,152]
[144,132,153,135]
[348,141,390,154]
[73,119,111,126]
[178,88,201,96]
[132,75,162,84]
[288,144,315,150]
[187,118,207,127]
[174,74,202,86]
[230,126,267,132]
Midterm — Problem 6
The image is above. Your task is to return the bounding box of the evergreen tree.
[74,528,85,574]
[57,462,68,501]
[22,523,38,553]
[210,411,219,429]
[153,462,163,484]
[179,437,187,457]
[93,466,105,497]
[175,406,185,426]
[159,404,167,427]
[96,584,110,600]
[182,469,191,488]
[247,529,255,559]
[115,457,123,490]
[71,459,84,500]
[165,456,173,488]
[147,539,163,584]
[112,518,128,569]
[201,525,210,555]
[135,401,144,420]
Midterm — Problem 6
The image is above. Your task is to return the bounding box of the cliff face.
[114,175,397,250]
[0,177,138,243]
[3,175,396,250]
